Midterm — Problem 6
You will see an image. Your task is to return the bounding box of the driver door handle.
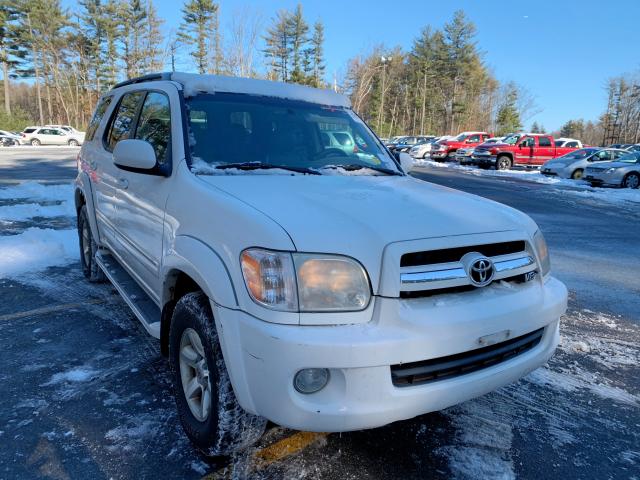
[117,178,129,190]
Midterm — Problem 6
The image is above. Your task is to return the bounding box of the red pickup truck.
[472,134,582,170]
[430,131,492,160]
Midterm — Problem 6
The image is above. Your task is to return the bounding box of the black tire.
[571,169,584,180]
[622,172,640,189]
[169,292,266,457]
[496,155,512,171]
[31,138,40,146]
[68,139,79,146]
[78,205,105,282]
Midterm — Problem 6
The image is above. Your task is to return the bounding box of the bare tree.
[225,6,262,78]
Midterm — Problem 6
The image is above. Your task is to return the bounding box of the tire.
[571,169,584,180]
[68,139,79,146]
[446,151,456,161]
[31,138,41,146]
[622,172,640,189]
[496,155,512,171]
[78,205,106,282]
[169,292,266,457]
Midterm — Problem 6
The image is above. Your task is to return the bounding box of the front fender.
[75,172,101,243]
[162,235,239,309]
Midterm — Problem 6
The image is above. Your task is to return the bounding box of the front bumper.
[213,277,567,432]
[473,154,496,166]
[431,151,448,159]
[584,171,623,186]
[456,154,475,165]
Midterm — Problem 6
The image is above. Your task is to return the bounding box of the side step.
[96,251,161,339]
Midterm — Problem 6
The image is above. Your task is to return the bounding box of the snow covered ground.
[0,148,638,479]
[414,159,640,207]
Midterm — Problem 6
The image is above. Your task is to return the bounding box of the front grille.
[401,241,525,267]
[391,328,544,387]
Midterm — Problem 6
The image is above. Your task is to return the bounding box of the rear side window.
[86,96,113,141]
[539,137,552,147]
[135,92,171,165]
[105,91,145,152]
[24,128,36,134]
[566,141,578,147]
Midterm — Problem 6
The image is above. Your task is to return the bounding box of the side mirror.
[113,139,157,170]
[399,152,414,172]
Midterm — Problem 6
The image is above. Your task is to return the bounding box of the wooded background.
[1,0,638,145]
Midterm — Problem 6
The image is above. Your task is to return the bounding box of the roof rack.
[113,72,173,89]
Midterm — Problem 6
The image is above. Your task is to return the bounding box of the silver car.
[541,148,627,180]
[584,151,640,188]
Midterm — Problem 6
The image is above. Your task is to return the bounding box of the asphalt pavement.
[0,149,638,480]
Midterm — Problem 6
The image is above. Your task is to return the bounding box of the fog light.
[294,368,330,394]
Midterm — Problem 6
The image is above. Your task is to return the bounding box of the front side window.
[86,96,113,141]
[467,134,480,143]
[135,92,171,164]
[520,137,535,147]
[186,93,400,175]
[105,91,145,151]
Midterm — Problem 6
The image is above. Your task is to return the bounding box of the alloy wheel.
[179,328,212,422]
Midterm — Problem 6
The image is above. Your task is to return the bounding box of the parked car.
[431,132,492,161]
[455,147,476,165]
[75,71,566,456]
[408,137,446,159]
[0,129,21,145]
[473,134,581,170]
[21,126,85,146]
[384,136,405,149]
[584,151,640,188]
[541,148,628,179]
[554,138,583,148]
[392,135,435,153]
[321,130,357,155]
[625,144,640,152]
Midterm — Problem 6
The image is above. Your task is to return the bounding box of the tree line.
[0,0,326,130]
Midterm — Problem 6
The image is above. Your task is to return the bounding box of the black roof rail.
[113,72,173,89]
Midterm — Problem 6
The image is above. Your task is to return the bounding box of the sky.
[63,0,640,131]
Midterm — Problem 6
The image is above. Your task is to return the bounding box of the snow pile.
[190,157,305,176]
[43,367,98,386]
[0,201,75,222]
[173,72,350,107]
[0,227,78,278]
[0,181,74,203]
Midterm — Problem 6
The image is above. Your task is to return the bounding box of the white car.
[21,126,85,146]
[554,137,583,148]
[409,136,451,159]
[45,124,85,135]
[0,129,21,145]
[75,72,567,456]
[541,148,628,179]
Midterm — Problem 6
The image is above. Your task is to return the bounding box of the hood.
[198,174,534,282]
[477,141,508,149]
[545,158,574,167]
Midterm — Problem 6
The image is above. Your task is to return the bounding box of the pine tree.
[263,10,291,82]
[531,121,541,133]
[118,0,148,78]
[308,20,325,87]
[144,0,164,72]
[178,0,218,74]
[287,4,308,83]
[495,83,522,135]
[0,0,29,115]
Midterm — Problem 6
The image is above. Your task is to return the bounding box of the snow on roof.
[171,72,350,108]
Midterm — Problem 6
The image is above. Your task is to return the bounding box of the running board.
[96,251,161,339]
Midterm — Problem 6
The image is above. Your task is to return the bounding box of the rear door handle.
[117,178,129,189]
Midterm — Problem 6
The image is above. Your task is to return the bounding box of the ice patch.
[0,228,78,278]
[43,367,98,386]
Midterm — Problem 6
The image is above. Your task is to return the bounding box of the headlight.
[606,168,617,173]
[240,249,371,312]
[533,230,551,278]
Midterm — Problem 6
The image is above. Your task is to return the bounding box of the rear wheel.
[169,292,266,457]
[571,168,584,180]
[78,205,105,282]
[68,139,79,146]
[31,138,40,146]
[496,155,512,171]
[622,172,640,189]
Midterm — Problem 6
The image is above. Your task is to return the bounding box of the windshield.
[186,93,400,174]
[618,151,640,163]
[501,134,521,145]
[453,133,467,141]
[559,148,598,160]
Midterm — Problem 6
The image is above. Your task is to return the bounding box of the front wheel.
[31,138,41,146]
[496,156,512,171]
[571,169,584,180]
[169,292,266,457]
[623,172,640,189]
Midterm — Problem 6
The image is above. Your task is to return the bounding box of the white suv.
[21,126,85,146]
[75,72,567,456]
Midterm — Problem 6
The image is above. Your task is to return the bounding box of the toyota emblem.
[462,253,495,287]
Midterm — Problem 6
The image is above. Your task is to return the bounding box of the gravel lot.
[0,148,638,479]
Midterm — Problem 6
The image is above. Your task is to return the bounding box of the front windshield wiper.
[214,162,321,175]
[322,164,403,176]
